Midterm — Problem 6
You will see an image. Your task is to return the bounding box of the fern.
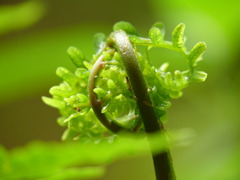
[42,21,207,179]
[43,21,207,140]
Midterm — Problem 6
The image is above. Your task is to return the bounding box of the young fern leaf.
[188,42,207,67]
[83,61,93,70]
[67,47,85,68]
[149,27,164,44]
[64,93,88,108]
[49,86,72,97]
[56,67,78,86]
[172,23,185,49]
[42,96,65,109]
[174,70,188,89]
[192,71,208,82]
[149,22,165,45]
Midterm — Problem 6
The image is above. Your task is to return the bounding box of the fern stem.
[88,49,136,133]
[88,50,124,133]
[113,30,175,180]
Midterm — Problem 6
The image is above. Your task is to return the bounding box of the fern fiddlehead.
[42,21,207,179]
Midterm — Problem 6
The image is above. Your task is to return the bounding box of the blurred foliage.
[0,131,185,180]
[0,1,46,36]
[0,24,106,105]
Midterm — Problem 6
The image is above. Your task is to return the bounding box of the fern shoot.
[43,21,207,180]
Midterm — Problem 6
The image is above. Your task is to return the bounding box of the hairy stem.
[112,30,175,180]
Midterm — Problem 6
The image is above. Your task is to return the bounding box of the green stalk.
[112,30,175,180]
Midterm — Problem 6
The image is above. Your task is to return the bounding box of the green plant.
[42,21,207,180]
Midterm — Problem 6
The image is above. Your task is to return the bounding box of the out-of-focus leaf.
[0,24,108,105]
[113,21,138,35]
[40,167,105,180]
[0,1,46,36]
[0,129,191,180]
[83,61,93,70]
[0,131,169,180]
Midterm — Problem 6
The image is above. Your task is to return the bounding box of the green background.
[0,0,240,179]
